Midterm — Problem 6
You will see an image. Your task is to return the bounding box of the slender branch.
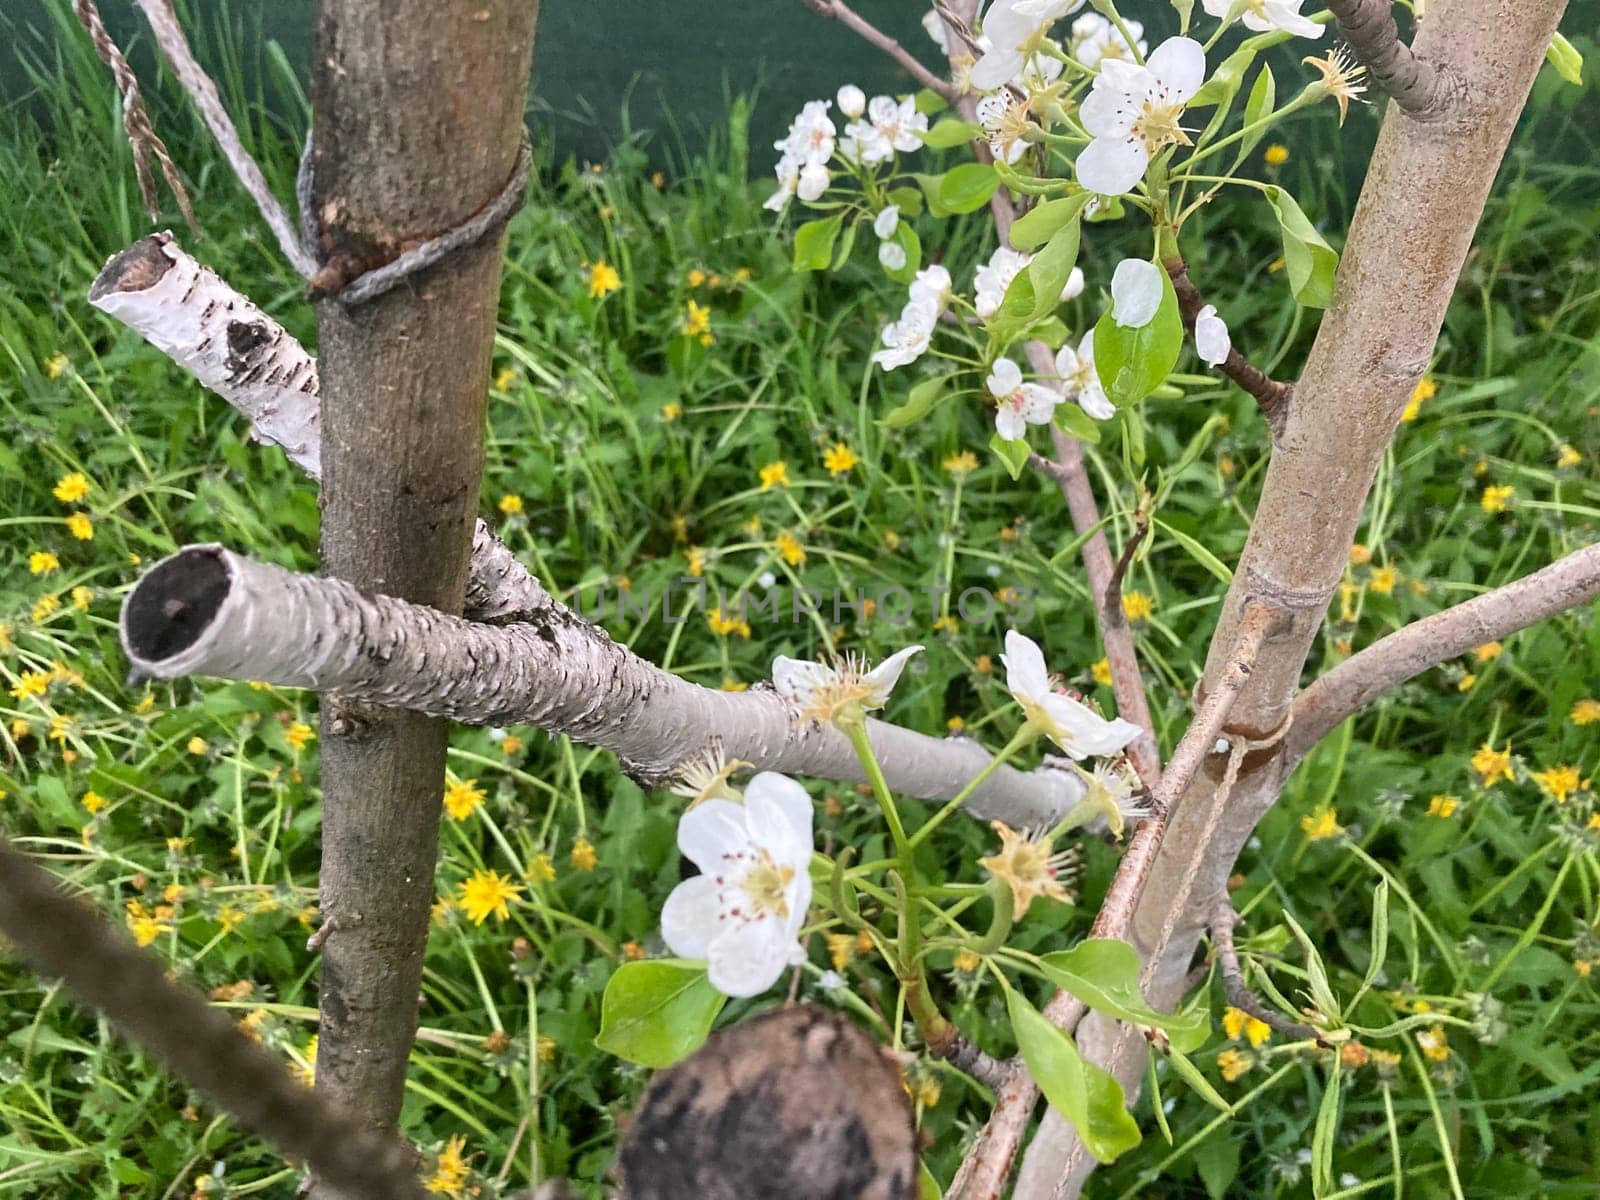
[1209,903,1321,1041]
[800,0,958,100]
[71,0,196,231]
[1325,0,1457,117]
[120,545,1088,826]
[1288,540,1600,762]
[130,0,317,275]
[1164,255,1292,436]
[1100,509,1149,634]
[0,836,427,1200]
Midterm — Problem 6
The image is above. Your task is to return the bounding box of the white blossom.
[972,0,1083,91]
[1077,761,1148,837]
[977,92,1031,165]
[922,8,951,53]
[1071,13,1146,68]
[764,155,800,213]
[837,83,867,119]
[873,204,901,239]
[1110,258,1164,328]
[1077,37,1205,196]
[1195,303,1231,365]
[974,246,1031,318]
[1001,630,1142,758]
[879,241,908,271]
[848,95,928,165]
[909,264,954,312]
[872,299,938,370]
[1202,0,1324,38]
[660,773,814,998]
[776,99,837,166]
[797,161,831,202]
[1054,331,1113,419]
[1061,265,1085,303]
[988,358,1059,441]
[772,645,924,725]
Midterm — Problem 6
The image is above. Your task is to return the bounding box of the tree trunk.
[1012,1,1569,1195]
[307,0,539,1153]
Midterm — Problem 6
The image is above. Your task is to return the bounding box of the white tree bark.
[120,544,1084,820]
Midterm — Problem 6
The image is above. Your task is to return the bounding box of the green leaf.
[1190,41,1256,108]
[880,374,957,427]
[1282,908,1340,1023]
[1193,1134,1241,1200]
[1238,65,1276,160]
[884,223,922,284]
[1263,187,1339,308]
[990,432,1032,480]
[1310,1058,1342,1193]
[1122,404,1145,466]
[939,162,1002,213]
[1009,194,1088,252]
[887,186,925,217]
[1090,266,1183,407]
[918,1159,943,1200]
[1151,516,1234,584]
[920,118,982,148]
[1006,990,1142,1164]
[832,218,860,271]
[594,960,726,1068]
[793,215,844,272]
[1037,940,1206,1040]
[1546,33,1584,86]
[1054,402,1102,445]
[1025,214,1087,319]
[109,1159,153,1186]
[1165,1046,1235,1114]
[915,88,950,115]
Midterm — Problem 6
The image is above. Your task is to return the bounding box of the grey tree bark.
[306,0,539,1154]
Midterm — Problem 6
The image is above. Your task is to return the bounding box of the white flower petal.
[1078,383,1115,420]
[677,798,750,873]
[1111,258,1163,328]
[1076,136,1148,196]
[743,772,815,858]
[706,918,794,998]
[1061,265,1085,302]
[995,403,1027,441]
[879,241,908,271]
[864,645,925,704]
[987,358,1023,394]
[873,204,901,239]
[1001,630,1051,703]
[837,84,867,119]
[1195,303,1231,366]
[1020,384,1059,423]
[1147,36,1207,101]
[970,48,1025,91]
[660,875,721,960]
[797,162,830,202]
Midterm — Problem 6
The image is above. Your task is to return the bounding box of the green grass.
[2,6,1600,1198]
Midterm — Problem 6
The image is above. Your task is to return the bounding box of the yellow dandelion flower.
[217,905,244,934]
[1368,566,1398,595]
[1401,375,1436,422]
[1531,764,1581,804]
[1264,143,1289,166]
[707,607,752,639]
[295,1035,318,1086]
[1471,743,1513,787]
[45,354,70,380]
[457,870,523,924]
[10,670,51,700]
[1480,485,1514,514]
[1426,794,1459,818]
[1588,813,1600,832]
[1348,542,1372,566]
[498,493,524,516]
[53,472,90,503]
[284,722,314,751]
[1091,658,1113,686]
[1223,1006,1272,1048]
[1571,698,1600,726]
[537,1035,557,1063]
[823,443,859,476]
[1576,959,1594,977]
[528,852,557,884]
[425,1135,472,1198]
[70,586,92,611]
[494,366,517,392]
[1556,443,1582,469]
[1340,1041,1370,1069]
[1301,806,1344,841]
[686,545,706,577]
[932,614,959,634]
[1457,673,1476,692]
[29,551,60,576]
[661,402,683,422]
[774,530,806,566]
[683,299,713,340]
[1217,1047,1252,1082]
[125,900,169,947]
[587,261,621,299]
[687,268,707,288]
[570,837,598,872]
[443,777,486,821]
[65,512,93,541]
[186,736,208,756]
[82,790,107,814]
[946,715,965,732]
[1417,1025,1450,1062]
[622,940,646,961]
[501,734,523,755]
[942,450,979,476]
[953,949,981,974]
[721,676,749,692]
[1473,641,1503,664]
[1121,591,1154,622]
[825,932,855,970]
[759,460,790,490]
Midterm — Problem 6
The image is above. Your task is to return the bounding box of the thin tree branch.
[1288,540,1600,763]
[1100,509,1149,635]
[120,545,1088,827]
[0,836,427,1200]
[800,0,958,100]
[129,0,317,275]
[1209,903,1321,1041]
[1164,255,1292,436]
[1325,0,1457,117]
[71,0,196,231]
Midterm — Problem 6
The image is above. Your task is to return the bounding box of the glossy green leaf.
[1310,1058,1342,1193]
[920,118,982,148]
[1009,194,1088,252]
[918,1159,942,1200]
[1263,186,1339,308]
[883,223,922,284]
[1038,940,1206,1039]
[1152,516,1234,584]
[1006,990,1142,1164]
[793,215,843,272]
[887,185,925,217]
[1054,402,1102,445]
[880,374,957,428]
[1546,33,1584,86]
[938,162,1002,213]
[990,431,1031,480]
[1090,266,1183,407]
[1238,65,1276,160]
[594,960,726,1068]
[1165,1046,1235,1114]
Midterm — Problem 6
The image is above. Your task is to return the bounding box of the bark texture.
[1013,3,1570,1195]
[307,0,539,1149]
[120,545,1087,824]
